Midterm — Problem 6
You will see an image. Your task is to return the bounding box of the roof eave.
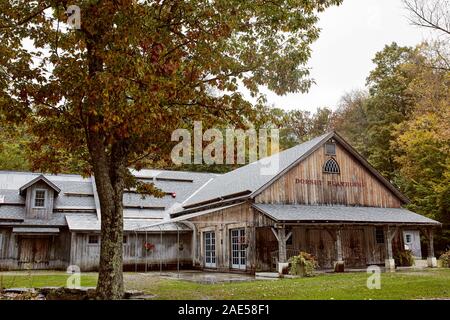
[182,190,252,210]
[276,221,441,226]
[252,204,441,226]
[332,131,410,204]
[172,196,250,218]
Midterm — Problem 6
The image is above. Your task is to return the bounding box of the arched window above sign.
[323,158,340,174]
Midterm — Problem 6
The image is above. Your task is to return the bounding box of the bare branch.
[403,0,450,35]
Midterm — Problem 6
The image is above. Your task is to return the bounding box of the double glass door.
[230,228,246,270]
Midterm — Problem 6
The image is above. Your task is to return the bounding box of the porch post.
[279,228,287,263]
[69,232,76,266]
[426,228,437,268]
[334,229,344,272]
[385,226,396,271]
[271,226,291,274]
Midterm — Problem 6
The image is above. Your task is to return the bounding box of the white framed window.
[405,234,412,243]
[88,235,99,245]
[33,189,47,208]
[123,235,128,245]
[230,228,246,270]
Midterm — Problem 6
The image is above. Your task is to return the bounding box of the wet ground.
[156,270,256,284]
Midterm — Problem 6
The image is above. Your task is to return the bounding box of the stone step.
[255,272,280,279]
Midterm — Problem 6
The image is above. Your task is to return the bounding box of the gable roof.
[19,174,61,196]
[183,131,409,208]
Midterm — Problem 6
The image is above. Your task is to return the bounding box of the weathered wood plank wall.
[70,232,192,271]
[0,228,70,270]
[255,142,402,207]
[185,203,274,273]
[255,225,404,272]
[25,182,54,219]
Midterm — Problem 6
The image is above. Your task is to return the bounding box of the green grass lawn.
[1,269,450,300]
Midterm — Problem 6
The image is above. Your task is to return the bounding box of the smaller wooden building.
[0,170,215,271]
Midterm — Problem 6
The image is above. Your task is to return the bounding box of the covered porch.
[252,204,441,273]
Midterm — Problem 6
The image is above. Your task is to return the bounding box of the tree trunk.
[88,134,126,299]
[95,175,124,300]
[84,12,127,298]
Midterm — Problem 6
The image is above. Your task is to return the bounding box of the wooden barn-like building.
[0,132,441,273]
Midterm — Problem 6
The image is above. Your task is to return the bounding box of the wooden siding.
[185,202,274,273]
[1,227,194,271]
[0,227,70,270]
[255,142,402,207]
[364,226,386,264]
[255,225,405,271]
[307,229,335,269]
[70,232,192,271]
[25,182,55,219]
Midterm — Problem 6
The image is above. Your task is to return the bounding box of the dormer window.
[323,158,340,174]
[33,189,46,208]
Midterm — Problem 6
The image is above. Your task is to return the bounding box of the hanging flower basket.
[238,236,248,249]
[144,242,155,251]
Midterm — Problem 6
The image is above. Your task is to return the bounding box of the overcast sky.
[248,0,432,113]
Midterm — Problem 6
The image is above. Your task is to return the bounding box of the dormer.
[19,175,60,219]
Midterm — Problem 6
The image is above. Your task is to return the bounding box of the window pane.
[375,228,384,244]
[88,235,99,244]
[34,190,46,207]
[323,158,340,174]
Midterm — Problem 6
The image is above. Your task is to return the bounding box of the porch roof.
[12,227,60,235]
[252,204,440,225]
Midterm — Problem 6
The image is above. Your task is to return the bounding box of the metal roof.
[19,175,61,195]
[170,202,245,222]
[0,205,25,221]
[65,214,190,232]
[0,169,217,227]
[253,204,440,225]
[12,227,60,234]
[0,215,67,227]
[183,132,333,207]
